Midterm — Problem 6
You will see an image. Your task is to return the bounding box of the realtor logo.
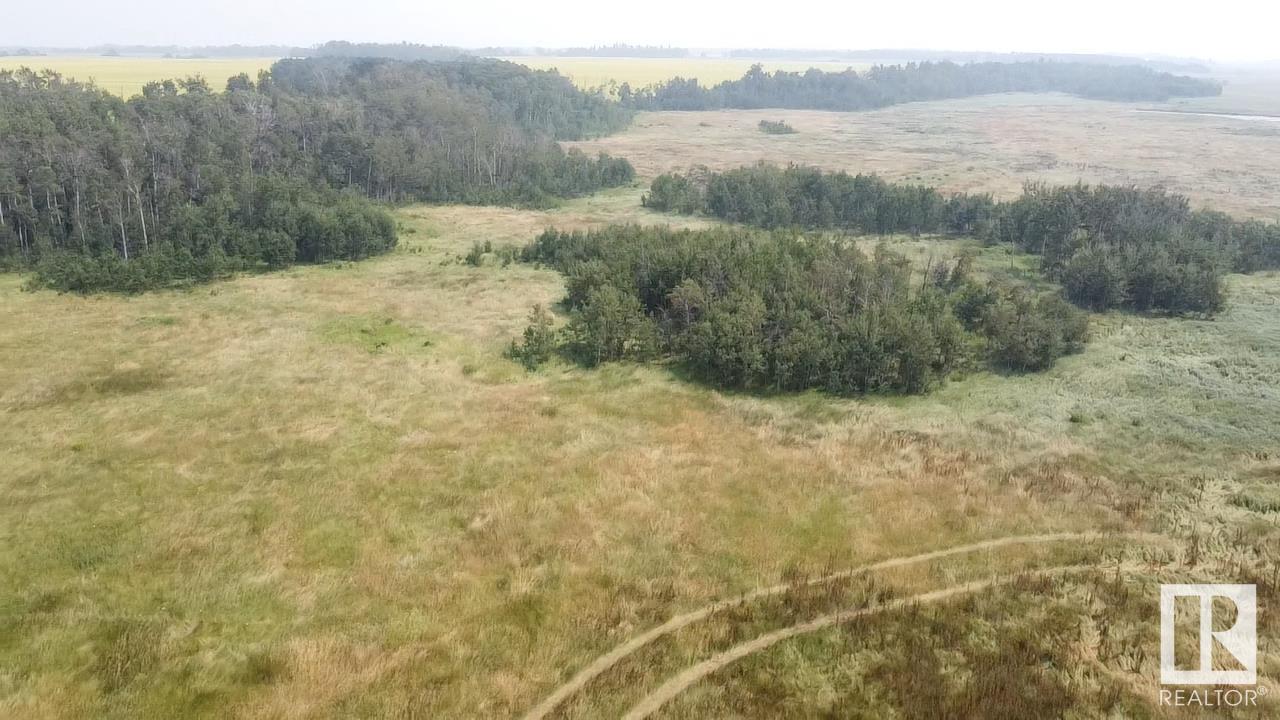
[1160,584,1257,685]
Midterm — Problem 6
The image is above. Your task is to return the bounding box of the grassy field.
[0,56,278,97]
[494,57,869,90]
[570,92,1280,220]
[1,179,1278,717]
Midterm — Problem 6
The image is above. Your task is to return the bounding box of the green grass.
[1,198,1278,716]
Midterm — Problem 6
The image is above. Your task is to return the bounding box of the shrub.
[758,119,797,134]
[507,305,559,370]
[984,290,1089,372]
[465,241,494,267]
[1062,245,1127,311]
[643,173,706,214]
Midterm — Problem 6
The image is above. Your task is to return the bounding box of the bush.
[465,241,493,267]
[507,305,559,370]
[1062,245,1127,311]
[643,173,705,214]
[984,290,1089,372]
[758,119,797,134]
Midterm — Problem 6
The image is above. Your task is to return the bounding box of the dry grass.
[569,92,1280,220]
[660,539,1280,719]
[2,121,1280,717]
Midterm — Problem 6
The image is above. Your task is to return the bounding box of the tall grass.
[0,191,1277,717]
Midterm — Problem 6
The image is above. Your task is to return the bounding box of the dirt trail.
[521,531,1145,720]
[619,563,1115,720]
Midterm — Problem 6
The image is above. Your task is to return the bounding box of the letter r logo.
[1160,584,1257,685]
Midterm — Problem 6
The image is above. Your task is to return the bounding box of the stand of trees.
[643,165,995,235]
[0,58,635,291]
[987,184,1278,314]
[515,225,1088,394]
[644,165,1280,315]
[622,61,1222,111]
[757,119,797,134]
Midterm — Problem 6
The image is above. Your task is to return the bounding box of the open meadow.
[570,91,1280,221]
[2,181,1279,718]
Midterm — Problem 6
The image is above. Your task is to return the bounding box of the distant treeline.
[545,45,688,58]
[727,50,1211,74]
[0,58,634,291]
[644,165,1280,314]
[514,225,1088,393]
[0,42,470,60]
[308,42,469,62]
[0,44,295,58]
[620,61,1221,110]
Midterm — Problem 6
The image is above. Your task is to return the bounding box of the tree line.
[643,165,995,235]
[512,225,1088,394]
[618,61,1221,111]
[725,50,1211,74]
[0,58,635,291]
[643,164,1280,315]
[548,45,689,58]
[308,41,469,62]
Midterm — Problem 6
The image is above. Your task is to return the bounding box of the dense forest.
[643,165,1280,314]
[514,225,1088,393]
[621,61,1221,110]
[0,58,634,291]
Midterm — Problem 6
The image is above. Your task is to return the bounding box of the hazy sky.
[4,0,1277,63]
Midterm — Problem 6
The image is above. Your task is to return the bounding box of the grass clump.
[1230,488,1280,514]
[463,240,521,267]
[318,315,428,354]
[91,619,163,694]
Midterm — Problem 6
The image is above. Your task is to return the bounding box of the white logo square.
[1160,584,1257,685]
